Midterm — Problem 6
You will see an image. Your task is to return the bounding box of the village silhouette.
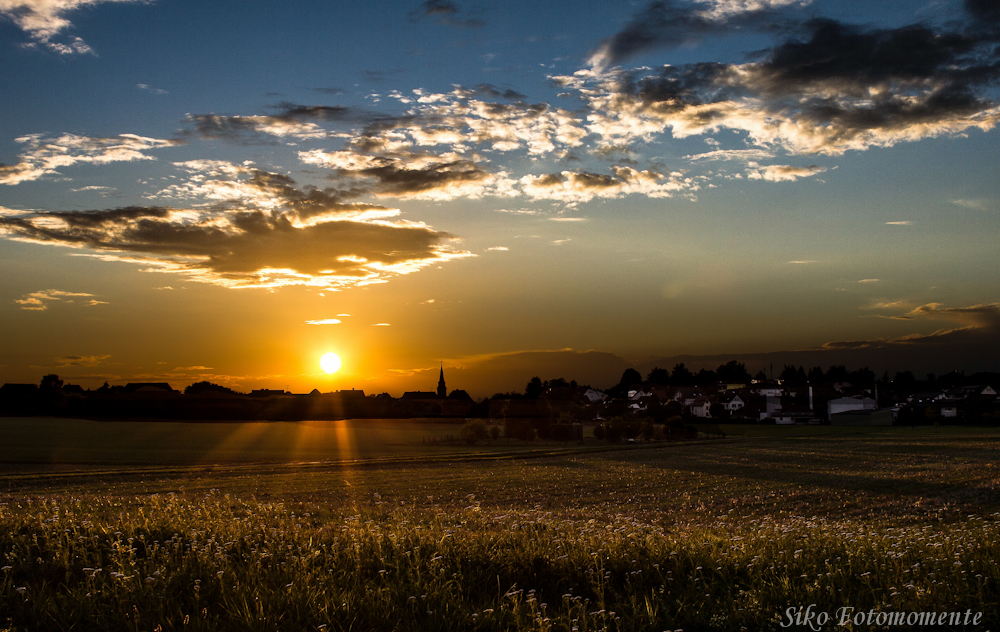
[2,362,998,441]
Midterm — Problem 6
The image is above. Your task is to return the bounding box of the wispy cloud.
[746,163,826,182]
[821,302,1000,349]
[372,322,391,326]
[952,199,987,210]
[0,133,181,186]
[0,0,144,54]
[55,354,110,367]
[858,279,879,283]
[305,318,342,325]
[885,220,912,225]
[14,289,96,311]
[136,83,168,95]
[407,0,484,28]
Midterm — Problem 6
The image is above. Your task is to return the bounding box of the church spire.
[437,362,447,398]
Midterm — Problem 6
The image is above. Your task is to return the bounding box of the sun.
[319,352,342,374]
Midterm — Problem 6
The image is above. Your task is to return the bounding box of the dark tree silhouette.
[671,363,694,386]
[40,374,63,390]
[524,377,544,399]
[716,360,751,384]
[646,366,670,385]
[619,368,642,387]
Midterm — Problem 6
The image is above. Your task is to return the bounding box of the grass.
[2,425,999,630]
[0,417,573,468]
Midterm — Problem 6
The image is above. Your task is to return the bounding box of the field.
[2,421,999,631]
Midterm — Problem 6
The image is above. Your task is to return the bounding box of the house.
[827,396,876,418]
[690,397,712,418]
[583,388,606,403]
[627,388,650,401]
[947,385,997,399]
[672,387,703,405]
[757,387,783,397]
[908,391,946,404]
[721,394,745,413]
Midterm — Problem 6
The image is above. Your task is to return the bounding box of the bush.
[459,420,490,445]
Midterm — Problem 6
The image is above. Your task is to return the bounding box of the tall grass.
[2,491,997,631]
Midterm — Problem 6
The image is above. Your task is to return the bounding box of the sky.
[2,0,1000,398]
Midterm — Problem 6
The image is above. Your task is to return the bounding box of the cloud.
[885,220,912,225]
[136,83,168,95]
[858,278,879,283]
[14,289,95,310]
[0,168,472,291]
[487,246,508,251]
[952,199,987,209]
[305,318,342,325]
[520,166,699,202]
[184,114,330,143]
[0,0,142,53]
[55,354,110,367]
[0,133,181,186]
[588,0,807,69]
[372,322,391,326]
[746,163,826,181]
[787,260,816,264]
[174,365,212,371]
[300,148,517,201]
[684,148,776,161]
[820,302,1000,349]
[565,13,1000,156]
[407,0,484,28]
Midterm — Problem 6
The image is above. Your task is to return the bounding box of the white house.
[722,394,745,412]
[690,397,712,418]
[583,388,607,403]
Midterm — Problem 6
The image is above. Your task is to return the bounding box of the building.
[827,396,876,418]
[437,363,447,398]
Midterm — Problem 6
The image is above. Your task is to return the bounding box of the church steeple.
[437,362,447,398]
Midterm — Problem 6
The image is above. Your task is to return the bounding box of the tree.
[694,368,717,387]
[618,368,642,388]
[826,365,850,383]
[524,377,544,399]
[671,363,694,386]
[754,370,768,383]
[779,365,802,385]
[646,366,670,385]
[185,381,238,396]
[40,374,63,390]
[807,366,825,384]
[716,361,751,384]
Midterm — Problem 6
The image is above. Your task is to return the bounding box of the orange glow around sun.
[320,352,342,374]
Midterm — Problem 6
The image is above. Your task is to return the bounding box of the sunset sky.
[2,0,999,397]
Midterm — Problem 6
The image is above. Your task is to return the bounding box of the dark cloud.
[0,171,470,290]
[312,87,345,95]
[591,14,1000,154]
[184,104,363,143]
[966,0,1000,22]
[301,149,509,200]
[820,303,1000,350]
[470,84,526,100]
[355,159,491,197]
[591,0,795,67]
[408,0,485,28]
